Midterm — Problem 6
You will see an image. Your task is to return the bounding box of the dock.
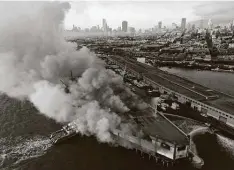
[106,54,234,130]
[111,106,204,167]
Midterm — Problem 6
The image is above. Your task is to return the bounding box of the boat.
[49,122,79,144]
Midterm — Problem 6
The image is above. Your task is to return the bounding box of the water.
[1,70,234,170]
[157,67,234,169]
[193,133,234,170]
[160,67,234,96]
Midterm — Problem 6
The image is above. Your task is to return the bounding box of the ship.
[49,122,79,144]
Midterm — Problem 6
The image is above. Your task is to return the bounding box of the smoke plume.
[0,2,134,143]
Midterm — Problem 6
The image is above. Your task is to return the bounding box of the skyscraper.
[192,24,195,31]
[102,19,108,32]
[158,21,162,29]
[230,20,234,31]
[129,27,136,36]
[208,19,213,30]
[122,21,128,32]
[181,18,186,30]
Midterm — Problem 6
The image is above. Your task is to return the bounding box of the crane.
[60,80,70,93]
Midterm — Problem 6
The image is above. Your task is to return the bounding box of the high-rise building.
[90,26,98,32]
[229,20,234,31]
[122,21,128,32]
[102,19,106,29]
[208,19,213,30]
[192,24,195,31]
[158,21,162,29]
[102,19,108,32]
[181,18,186,30]
[129,27,136,36]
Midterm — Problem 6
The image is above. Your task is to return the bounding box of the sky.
[64,1,234,30]
[0,1,234,30]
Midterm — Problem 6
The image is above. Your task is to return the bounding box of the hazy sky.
[65,1,201,29]
[64,1,234,29]
[1,1,234,30]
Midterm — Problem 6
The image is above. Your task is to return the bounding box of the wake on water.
[187,124,234,169]
[0,124,211,169]
[0,136,52,169]
[188,125,234,160]
[188,125,210,168]
[216,134,234,159]
[189,126,210,155]
[0,120,233,170]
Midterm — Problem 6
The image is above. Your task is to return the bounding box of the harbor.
[1,1,234,170]
[94,51,234,137]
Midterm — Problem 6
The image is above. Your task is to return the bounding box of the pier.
[112,107,204,167]
[106,54,234,130]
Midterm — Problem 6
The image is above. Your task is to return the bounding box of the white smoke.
[29,80,75,122]
[72,101,122,143]
[0,2,132,143]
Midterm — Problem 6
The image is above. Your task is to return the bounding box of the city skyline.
[0,1,234,31]
[65,1,234,29]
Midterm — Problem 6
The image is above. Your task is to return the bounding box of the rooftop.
[205,96,234,116]
[128,108,189,145]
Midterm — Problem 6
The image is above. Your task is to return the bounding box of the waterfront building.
[108,57,234,129]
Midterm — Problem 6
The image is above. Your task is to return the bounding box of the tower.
[158,21,162,29]
[122,21,128,32]
[102,19,108,33]
[208,19,213,30]
[181,18,186,30]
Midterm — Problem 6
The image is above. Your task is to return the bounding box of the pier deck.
[126,107,189,145]
[110,55,234,116]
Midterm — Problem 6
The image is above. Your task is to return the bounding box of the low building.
[112,108,190,161]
